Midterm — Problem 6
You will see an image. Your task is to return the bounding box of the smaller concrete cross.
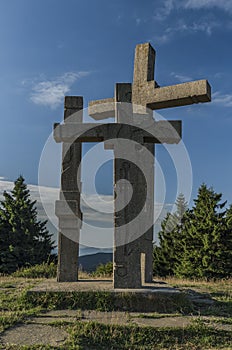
[54,103,181,289]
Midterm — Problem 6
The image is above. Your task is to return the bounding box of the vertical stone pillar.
[113,83,140,288]
[142,141,154,283]
[56,96,83,282]
[133,43,156,84]
[133,43,156,283]
[113,83,154,288]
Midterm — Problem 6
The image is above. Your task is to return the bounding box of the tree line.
[1,177,232,279]
[0,176,55,274]
[153,184,232,279]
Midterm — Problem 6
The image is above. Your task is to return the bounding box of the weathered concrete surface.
[89,97,115,119]
[54,117,181,289]
[54,120,181,144]
[56,96,83,282]
[133,79,211,110]
[28,279,190,313]
[133,42,156,84]
[30,279,178,293]
[132,43,211,109]
[54,42,211,289]
[88,42,211,119]
[86,42,211,289]
[113,83,154,288]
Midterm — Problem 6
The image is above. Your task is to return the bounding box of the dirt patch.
[1,309,231,347]
[0,323,68,346]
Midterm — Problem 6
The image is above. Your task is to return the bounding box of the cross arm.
[54,120,181,144]
[144,120,181,144]
[54,122,107,143]
[88,98,115,120]
[133,79,211,110]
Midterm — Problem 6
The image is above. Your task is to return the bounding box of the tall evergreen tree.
[175,184,230,279]
[153,193,188,276]
[0,176,55,273]
[221,204,232,276]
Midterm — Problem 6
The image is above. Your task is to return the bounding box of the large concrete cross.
[54,42,211,288]
[87,43,211,288]
[89,43,211,119]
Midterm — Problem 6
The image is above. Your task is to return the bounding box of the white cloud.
[154,0,174,21]
[157,0,232,16]
[191,21,219,35]
[171,72,192,83]
[184,0,232,12]
[30,71,89,109]
[212,91,232,107]
[0,179,171,248]
[154,18,219,43]
[213,72,224,79]
[175,20,219,35]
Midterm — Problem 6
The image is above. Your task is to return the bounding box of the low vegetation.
[92,261,113,277]
[66,321,232,349]
[0,274,231,349]
[12,262,57,279]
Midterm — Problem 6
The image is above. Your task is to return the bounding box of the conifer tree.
[221,204,232,276]
[154,185,232,279]
[153,193,188,276]
[175,184,229,279]
[0,176,55,273]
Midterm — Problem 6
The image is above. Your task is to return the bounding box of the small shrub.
[92,261,113,277]
[13,262,57,278]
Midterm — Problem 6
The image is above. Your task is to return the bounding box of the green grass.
[24,289,193,313]
[66,321,232,349]
[12,262,57,279]
[0,277,42,332]
[134,312,183,319]
[0,274,231,349]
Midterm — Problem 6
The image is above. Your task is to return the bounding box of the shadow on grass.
[200,300,232,318]
[66,321,232,350]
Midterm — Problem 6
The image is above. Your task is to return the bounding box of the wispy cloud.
[156,0,232,19]
[30,72,89,109]
[171,72,193,83]
[155,17,220,43]
[154,0,174,21]
[184,0,232,12]
[213,72,224,79]
[0,179,171,247]
[212,91,232,107]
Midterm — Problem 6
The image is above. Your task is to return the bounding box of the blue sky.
[1,0,232,209]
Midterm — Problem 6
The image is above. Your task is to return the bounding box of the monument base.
[27,279,193,313]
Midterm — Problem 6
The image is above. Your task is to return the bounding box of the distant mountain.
[79,252,113,272]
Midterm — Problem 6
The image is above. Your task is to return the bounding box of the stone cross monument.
[54,43,211,288]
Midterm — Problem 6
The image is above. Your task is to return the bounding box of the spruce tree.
[0,176,55,273]
[222,204,232,276]
[153,193,188,276]
[175,184,229,279]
